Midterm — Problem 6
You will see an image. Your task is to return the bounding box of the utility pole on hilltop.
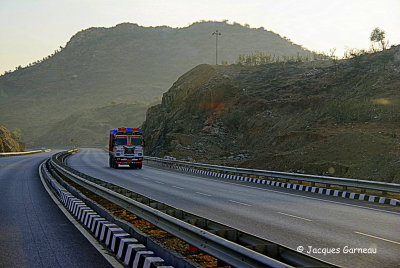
[212,30,221,65]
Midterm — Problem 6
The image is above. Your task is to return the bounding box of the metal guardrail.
[0,149,51,157]
[145,156,400,195]
[50,150,337,268]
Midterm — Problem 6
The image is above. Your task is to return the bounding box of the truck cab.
[109,127,144,169]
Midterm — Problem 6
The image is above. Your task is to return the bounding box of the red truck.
[109,127,144,169]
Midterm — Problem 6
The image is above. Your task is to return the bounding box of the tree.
[370,27,388,50]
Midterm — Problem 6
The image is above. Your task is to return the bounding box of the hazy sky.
[1,0,399,74]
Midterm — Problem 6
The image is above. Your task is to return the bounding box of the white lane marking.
[229,200,252,207]
[355,231,400,245]
[79,151,400,216]
[153,181,165,184]
[195,191,212,197]
[147,165,400,216]
[277,212,313,222]
[172,186,185,190]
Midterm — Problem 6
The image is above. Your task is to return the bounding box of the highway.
[0,151,114,268]
[68,148,400,268]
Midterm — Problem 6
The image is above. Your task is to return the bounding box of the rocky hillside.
[0,21,315,147]
[143,46,400,183]
[0,125,24,152]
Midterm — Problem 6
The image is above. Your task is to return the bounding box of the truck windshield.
[132,137,143,146]
[115,137,127,145]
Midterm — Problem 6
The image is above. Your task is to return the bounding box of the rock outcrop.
[0,125,24,152]
[143,46,400,183]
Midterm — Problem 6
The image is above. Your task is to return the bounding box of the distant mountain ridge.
[0,21,317,147]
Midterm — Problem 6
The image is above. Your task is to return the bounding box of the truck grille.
[124,148,135,154]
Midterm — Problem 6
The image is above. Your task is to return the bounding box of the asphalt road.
[0,152,113,268]
[67,148,400,268]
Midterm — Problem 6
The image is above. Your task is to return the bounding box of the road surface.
[67,148,400,268]
[0,151,113,268]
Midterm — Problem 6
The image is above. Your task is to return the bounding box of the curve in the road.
[0,151,113,268]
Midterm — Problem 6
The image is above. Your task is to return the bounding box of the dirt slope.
[143,46,400,183]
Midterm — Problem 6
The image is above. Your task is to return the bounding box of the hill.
[34,102,149,148]
[0,21,316,147]
[0,125,24,152]
[142,46,400,183]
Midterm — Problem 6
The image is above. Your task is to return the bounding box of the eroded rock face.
[143,46,400,183]
[0,125,24,152]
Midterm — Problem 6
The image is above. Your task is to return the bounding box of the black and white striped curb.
[150,162,400,206]
[41,163,173,268]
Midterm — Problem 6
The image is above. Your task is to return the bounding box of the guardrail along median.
[145,156,400,206]
[47,150,337,268]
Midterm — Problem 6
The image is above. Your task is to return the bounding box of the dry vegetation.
[143,45,400,183]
